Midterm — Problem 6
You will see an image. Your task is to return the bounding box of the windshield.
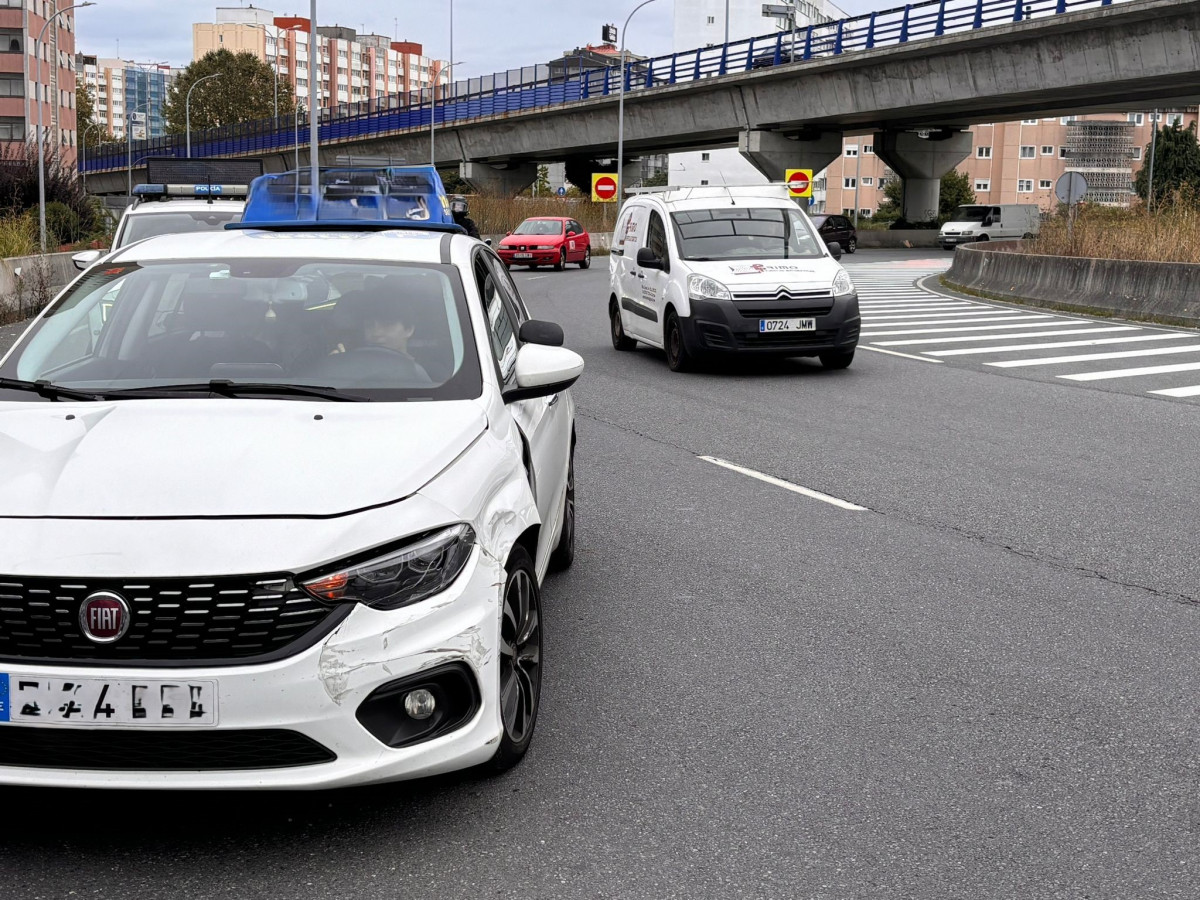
[0,258,483,402]
[118,208,243,247]
[670,207,824,261]
[514,219,563,236]
[951,205,991,223]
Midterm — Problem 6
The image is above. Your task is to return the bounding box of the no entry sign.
[592,173,618,202]
[785,168,813,198]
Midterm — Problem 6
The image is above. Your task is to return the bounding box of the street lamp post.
[35,2,95,252]
[429,62,462,166]
[80,120,102,192]
[615,0,661,204]
[185,72,222,157]
[308,0,319,211]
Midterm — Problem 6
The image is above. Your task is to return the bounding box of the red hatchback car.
[497,216,591,270]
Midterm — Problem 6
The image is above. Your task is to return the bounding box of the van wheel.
[665,311,694,373]
[611,302,636,351]
[819,349,855,370]
[976,234,989,242]
[1022,232,1035,240]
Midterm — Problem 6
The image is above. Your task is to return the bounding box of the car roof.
[108,227,452,265]
[522,216,569,221]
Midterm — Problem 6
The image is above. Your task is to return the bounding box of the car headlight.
[301,524,475,611]
[832,269,854,298]
[688,274,732,302]
[535,245,555,250]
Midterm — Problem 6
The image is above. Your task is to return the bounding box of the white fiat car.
[0,169,582,789]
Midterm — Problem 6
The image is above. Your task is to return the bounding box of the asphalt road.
[3,250,1200,899]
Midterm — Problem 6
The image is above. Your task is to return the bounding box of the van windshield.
[670,207,823,261]
[951,205,991,223]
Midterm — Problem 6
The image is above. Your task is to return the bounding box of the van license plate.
[0,673,217,727]
[759,318,816,332]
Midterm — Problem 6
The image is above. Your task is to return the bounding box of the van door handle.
[635,272,645,279]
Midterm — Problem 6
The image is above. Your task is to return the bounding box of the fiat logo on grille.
[78,591,130,644]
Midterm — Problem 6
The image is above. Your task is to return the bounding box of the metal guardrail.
[82,0,1124,174]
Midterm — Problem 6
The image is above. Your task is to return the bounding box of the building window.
[1166,113,1184,126]
[859,208,871,218]
[976,146,992,159]
[1018,179,1033,193]
[701,152,710,161]
[841,208,854,217]
[0,74,22,97]
[843,177,856,189]
[1059,146,1068,159]
[974,179,990,192]
[1132,146,1143,160]
[1041,145,1054,155]
[1060,116,1076,124]
[707,15,715,23]
[1019,145,1035,158]
[862,144,873,154]
[845,146,858,157]
[861,177,873,186]
[1039,179,1052,189]
[1022,118,1038,124]
[0,29,22,53]
[1128,112,1144,126]
[0,117,25,140]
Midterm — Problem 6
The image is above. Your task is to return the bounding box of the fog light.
[404,689,436,720]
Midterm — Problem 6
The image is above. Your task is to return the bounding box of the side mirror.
[485,239,493,247]
[503,344,585,403]
[505,231,513,236]
[518,319,564,347]
[72,249,102,271]
[566,230,577,238]
[636,247,665,271]
[828,241,843,260]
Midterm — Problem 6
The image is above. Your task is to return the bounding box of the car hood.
[687,258,837,289]
[500,234,560,246]
[0,398,486,519]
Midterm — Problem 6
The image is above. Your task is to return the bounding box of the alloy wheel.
[499,568,541,744]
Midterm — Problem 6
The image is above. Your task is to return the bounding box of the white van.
[939,203,1040,249]
[608,186,859,372]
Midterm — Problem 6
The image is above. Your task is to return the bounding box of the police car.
[0,167,583,788]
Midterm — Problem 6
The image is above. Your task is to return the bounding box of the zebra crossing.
[843,257,1200,403]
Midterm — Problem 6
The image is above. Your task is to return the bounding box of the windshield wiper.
[0,377,103,402]
[101,380,370,402]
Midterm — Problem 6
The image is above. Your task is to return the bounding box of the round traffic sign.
[557,186,567,197]
[1055,171,1088,206]
[594,175,617,200]
[787,170,811,196]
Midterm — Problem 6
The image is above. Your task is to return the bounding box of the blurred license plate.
[759,318,816,332]
[513,253,533,259]
[0,673,217,727]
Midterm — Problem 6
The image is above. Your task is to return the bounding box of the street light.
[615,0,662,204]
[185,72,221,157]
[80,120,102,192]
[429,61,463,166]
[35,2,96,253]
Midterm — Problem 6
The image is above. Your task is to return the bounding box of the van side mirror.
[828,241,843,260]
[636,247,665,271]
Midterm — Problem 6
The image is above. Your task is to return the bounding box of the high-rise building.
[77,55,173,141]
[0,2,81,165]
[192,7,446,114]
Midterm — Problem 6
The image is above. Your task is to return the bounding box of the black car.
[751,49,797,69]
[811,214,857,254]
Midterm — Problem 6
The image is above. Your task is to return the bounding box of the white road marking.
[858,345,944,363]
[988,344,1200,368]
[862,320,1090,337]
[875,326,1139,346]
[1062,361,1200,381]
[1150,385,1200,397]
[699,456,868,511]
[929,334,1191,356]
[866,310,1030,321]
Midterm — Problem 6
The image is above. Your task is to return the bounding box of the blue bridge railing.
[82,0,1123,174]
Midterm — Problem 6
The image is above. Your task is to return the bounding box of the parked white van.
[939,203,1041,249]
[608,186,860,372]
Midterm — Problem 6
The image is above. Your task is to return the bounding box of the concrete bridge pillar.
[737,130,843,183]
[874,130,973,222]
[460,161,537,196]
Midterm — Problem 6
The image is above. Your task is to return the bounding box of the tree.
[1134,122,1200,207]
[76,84,97,132]
[642,170,669,188]
[520,165,552,197]
[874,168,975,226]
[163,50,295,134]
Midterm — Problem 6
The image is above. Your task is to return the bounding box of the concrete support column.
[460,161,537,196]
[737,130,843,183]
[873,130,973,222]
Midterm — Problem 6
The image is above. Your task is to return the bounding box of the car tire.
[486,545,542,773]
[528,264,539,270]
[548,446,575,572]
[554,249,566,271]
[1022,232,1035,240]
[611,301,636,351]
[665,310,694,373]
[846,236,857,253]
[579,247,591,270]
[819,349,855,370]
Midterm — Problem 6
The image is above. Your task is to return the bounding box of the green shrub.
[44,201,84,247]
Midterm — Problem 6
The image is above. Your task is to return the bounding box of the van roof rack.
[624,183,798,205]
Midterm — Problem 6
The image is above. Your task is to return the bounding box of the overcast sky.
[80,0,887,75]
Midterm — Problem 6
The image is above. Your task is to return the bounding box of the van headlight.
[832,269,854,298]
[961,230,974,236]
[301,525,475,611]
[688,274,732,302]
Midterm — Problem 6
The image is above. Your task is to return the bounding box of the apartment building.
[193,6,445,113]
[76,54,172,140]
[0,0,80,164]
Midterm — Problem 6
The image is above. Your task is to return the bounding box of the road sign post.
[1055,171,1088,247]
[592,173,619,202]
[785,168,813,199]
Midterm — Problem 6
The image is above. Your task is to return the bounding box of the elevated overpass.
[83,0,1200,219]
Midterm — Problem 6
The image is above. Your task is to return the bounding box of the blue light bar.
[230,166,462,232]
[134,183,250,199]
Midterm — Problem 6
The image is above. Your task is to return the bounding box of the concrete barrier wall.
[856,229,942,249]
[945,242,1200,328]
[0,252,79,318]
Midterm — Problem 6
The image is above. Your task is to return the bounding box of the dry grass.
[469,196,618,237]
[0,214,37,259]
[1025,195,1200,264]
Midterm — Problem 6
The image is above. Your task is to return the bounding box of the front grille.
[735,302,836,317]
[0,726,336,770]
[0,575,349,667]
[733,288,835,318]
